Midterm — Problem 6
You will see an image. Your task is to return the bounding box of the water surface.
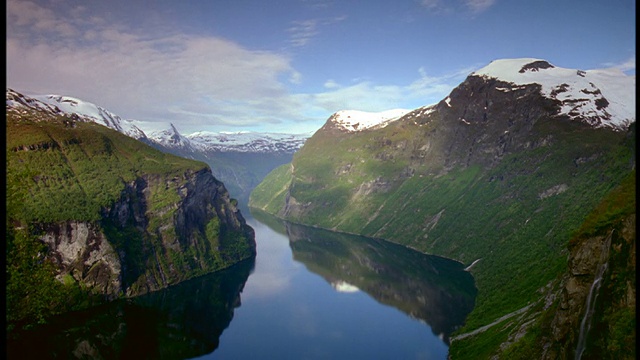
[7,211,476,360]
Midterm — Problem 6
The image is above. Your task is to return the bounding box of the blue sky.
[6,0,636,135]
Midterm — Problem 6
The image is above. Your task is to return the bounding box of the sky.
[6,0,636,135]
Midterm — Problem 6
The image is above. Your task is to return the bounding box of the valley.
[5,57,635,359]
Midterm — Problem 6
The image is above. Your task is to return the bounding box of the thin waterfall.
[574,230,613,360]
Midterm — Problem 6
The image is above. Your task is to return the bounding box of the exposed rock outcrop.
[542,214,635,359]
[39,168,255,299]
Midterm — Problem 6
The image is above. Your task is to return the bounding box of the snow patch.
[472,58,635,130]
[185,130,310,153]
[330,109,411,132]
[30,94,147,139]
[331,281,360,293]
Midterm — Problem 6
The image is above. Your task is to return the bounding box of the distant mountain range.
[6,88,311,154]
[6,88,311,212]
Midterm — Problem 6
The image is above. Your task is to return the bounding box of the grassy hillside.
[250,113,634,358]
[6,113,205,223]
[6,112,255,331]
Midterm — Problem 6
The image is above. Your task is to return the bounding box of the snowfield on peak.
[330,109,411,132]
[472,58,635,130]
[29,93,148,139]
[6,89,309,154]
[186,131,310,153]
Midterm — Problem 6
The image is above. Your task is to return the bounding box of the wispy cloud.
[287,15,347,47]
[288,19,320,47]
[296,66,472,115]
[420,0,496,14]
[464,0,496,13]
[606,56,636,73]
[5,0,478,135]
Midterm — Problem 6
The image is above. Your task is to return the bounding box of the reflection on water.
[6,258,255,360]
[7,211,477,359]
[253,209,477,345]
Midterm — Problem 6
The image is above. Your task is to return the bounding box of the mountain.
[470,58,634,130]
[186,130,310,153]
[6,88,310,212]
[145,126,310,213]
[6,99,256,332]
[249,58,635,359]
[6,88,310,155]
[7,89,149,140]
[147,123,199,153]
[327,109,411,132]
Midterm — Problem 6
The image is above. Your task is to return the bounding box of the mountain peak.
[471,58,635,130]
[185,131,310,153]
[329,109,411,132]
[5,89,149,139]
[472,58,554,78]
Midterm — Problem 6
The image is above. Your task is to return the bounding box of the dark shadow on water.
[6,257,255,360]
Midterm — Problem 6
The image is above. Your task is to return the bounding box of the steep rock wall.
[542,214,635,359]
[40,168,256,299]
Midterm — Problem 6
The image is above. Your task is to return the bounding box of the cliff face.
[6,110,256,314]
[39,168,255,299]
[541,214,635,360]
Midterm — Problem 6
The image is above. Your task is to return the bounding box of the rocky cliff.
[6,107,256,327]
[540,175,636,359]
[38,168,255,299]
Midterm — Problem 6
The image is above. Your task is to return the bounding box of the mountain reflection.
[7,258,255,360]
[252,210,477,344]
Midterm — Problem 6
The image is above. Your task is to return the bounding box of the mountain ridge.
[6,106,256,332]
[250,57,636,359]
[6,88,311,154]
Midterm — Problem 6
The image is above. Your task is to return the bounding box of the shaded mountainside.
[151,141,297,215]
[145,126,308,214]
[6,108,256,331]
[7,258,255,360]
[249,59,635,359]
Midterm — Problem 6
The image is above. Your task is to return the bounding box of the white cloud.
[6,0,302,133]
[324,79,341,89]
[297,66,471,115]
[6,0,77,37]
[612,56,635,72]
[5,0,471,135]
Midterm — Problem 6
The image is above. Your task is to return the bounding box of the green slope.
[6,112,255,331]
[250,110,634,358]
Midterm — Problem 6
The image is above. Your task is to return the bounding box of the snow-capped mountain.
[35,94,150,139]
[6,89,148,140]
[6,88,310,154]
[321,58,634,134]
[328,109,411,132]
[146,123,197,152]
[469,58,635,130]
[186,131,311,153]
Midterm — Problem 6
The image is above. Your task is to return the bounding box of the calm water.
[7,210,476,360]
